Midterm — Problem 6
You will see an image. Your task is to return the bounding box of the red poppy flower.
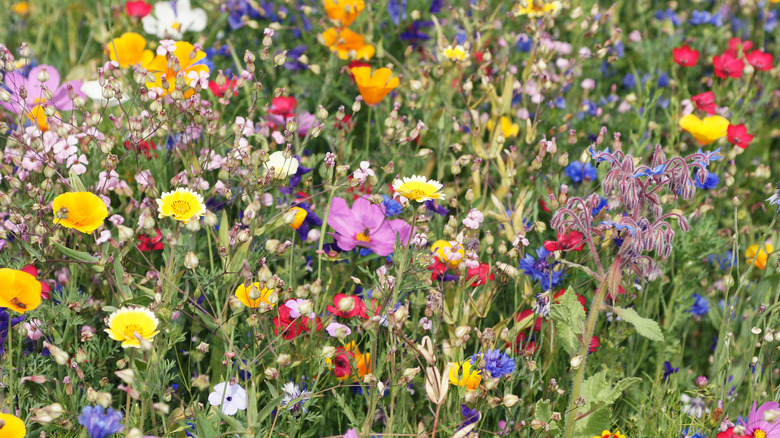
[726,124,753,149]
[690,91,717,115]
[716,428,734,438]
[125,140,156,159]
[327,293,368,319]
[208,78,238,97]
[125,0,152,18]
[21,265,51,300]
[745,50,774,71]
[270,96,297,117]
[466,263,494,286]
[428,259,449,281]
[672,45,700,67]
[138,228,163,252]
[543,230,585,252]
[332,353,353,378]
[589,336,600,353]
[712,52,744,79]
[725,37,753,57]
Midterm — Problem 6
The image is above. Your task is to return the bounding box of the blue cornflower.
[663,361,679,381]
[694,172,719,190]
[655,8,681,26]
[688,294,710,317]
[518,247,564,291]
[690,10,712,25]
[470,349,516,378]
[765,9,778,32]
[681,427,704,438]
[565,161,598,184]
[430,0,443,13]
[707,251,734,270]
[515,34,532,52]
[622,72,636,89]
[399,21,432,47]
[78,406,124,438]
[592,196,609,215]
[382,195,403,217]
[657,72,670,87]
[283,45,308,71]
[387,0,407,25]
[554,97,566,109]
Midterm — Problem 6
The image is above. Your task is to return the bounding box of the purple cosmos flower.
[1,65,85,116]
[744,401,780,437]
[327,197,412,256]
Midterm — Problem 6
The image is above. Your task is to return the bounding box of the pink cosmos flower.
[744,401,780,438]
[327,197,412,256]
[0,65,85,116]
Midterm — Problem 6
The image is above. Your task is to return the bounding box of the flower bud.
[184,252,199,270]
[503,394,519,407]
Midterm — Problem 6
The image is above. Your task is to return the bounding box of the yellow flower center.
[356,228,371,242]
[172,21,182,31]
[170,200,192,215]
[122,324,143,339]
[755,430,767,438]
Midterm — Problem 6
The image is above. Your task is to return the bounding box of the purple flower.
[0,309,25,355]
[1,65,85,116]
[663,361,679,381]
[77,405,124,438]
[518,247,564,291]
[327,197,412,256]
[744,401,780,437]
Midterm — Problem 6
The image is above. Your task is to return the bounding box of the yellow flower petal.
[52,192,109,234]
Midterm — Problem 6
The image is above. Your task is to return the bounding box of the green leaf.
[331,388,360,429]
[549,287,587,354]
[581,370,641,412]
[574,406,611,438]
[612,306,664,341]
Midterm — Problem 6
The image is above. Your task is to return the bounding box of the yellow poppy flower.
[351,66,399,106]
[321,28,375,60]
[11,2,29,15]
[156,187,207,223]
[442,44,468,62]
[0,413,26,438]
[288,207,308,230]
[104,306,160,348]
[234,282,277,310]
[145,41,209,95]
[52,192,109,234]
[392,175,444,203]
[488,116,520,138]
[745,243,774,270]
[596,431,626,438]
[513,0,562,17]
[323,0,365,26]
[431,240,465,269]
[0,268,42,314]
[679,114,729,145]
[107,32,153,68]
[448,360,482,390]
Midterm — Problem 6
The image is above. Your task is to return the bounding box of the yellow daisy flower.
[392,175,444,203]
[448,360,482,390]
[156,187,206,223]
[513,0,562,18]
[104,306,160,348]
[745,243,774,271]
[52,192,109,234]
[442,44,468,62]
[0,413,26,438]
[234,282,277,310]
[0,268,42,314]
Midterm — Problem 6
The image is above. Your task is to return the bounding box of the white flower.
[265,151,299,179]
[680,394,709,418]
[156,39,178,56]
[281,382,310,413]
[462,208,484,229]
[81,80,130,108]
[208,382,247,416]
[142,0,207,40]
[187,70,209,88]
[352,161,374,184]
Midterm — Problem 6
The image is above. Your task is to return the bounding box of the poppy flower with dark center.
[672,45,699,67]
[712,52,744,79]
[691,91,717,115]
[543,230,585,252]
[745,50,774,71]
[727,124,753,149]
[138,228,163,252]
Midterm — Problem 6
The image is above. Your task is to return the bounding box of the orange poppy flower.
[145,41,209,95]
[52,192,109,234]
[0,268,42,314]
[107,32,154,68]
[351,66,399,106]
[323,0,365,26]
[321,28,375,60]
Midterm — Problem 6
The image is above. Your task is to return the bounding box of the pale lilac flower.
[352,161,375,184]
[156,39,177,56]
[208,381,247,416]
[418,317,432,331]
[285,299,314,319]
[25,319,43,340]
[325,322,351,338]
[135,170,155,188]
[108,215,125,226]
[187,70,209,88]
[411,232,428,248]
[324,152,336,168]
[96,230,112,245]
[462,208,484,229]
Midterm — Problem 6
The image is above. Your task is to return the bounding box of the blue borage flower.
[694,172,719,190]
[564,161,598,184]
[631,163,668,178]
[78,405,124,438]
[688,294,710,318]
[518,247,564,291]
[601,221,636,236]
[469,349,516,378]
[708,251,734,270]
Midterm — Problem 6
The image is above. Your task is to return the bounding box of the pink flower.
[745,401,780,438]
[25,319,43,340]
[343,430,359,438]
[462,208,484,229]
[327,197,412,256]
[352,161,375,185]
[0,65,86,115]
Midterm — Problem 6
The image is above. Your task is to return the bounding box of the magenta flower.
[327,197,412,256]
[1,65,85,116]
[745,401,780,438]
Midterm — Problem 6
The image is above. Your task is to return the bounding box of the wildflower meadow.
[1,0,780,437]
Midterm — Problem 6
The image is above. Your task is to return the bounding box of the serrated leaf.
[549,287,587,354]
[574,406,611,438]
[581,370,641,412]
[612,306,664,341]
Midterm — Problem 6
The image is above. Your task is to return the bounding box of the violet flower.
[744,401,780,437]
[1,65,85,116]
[327,197,412,256]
